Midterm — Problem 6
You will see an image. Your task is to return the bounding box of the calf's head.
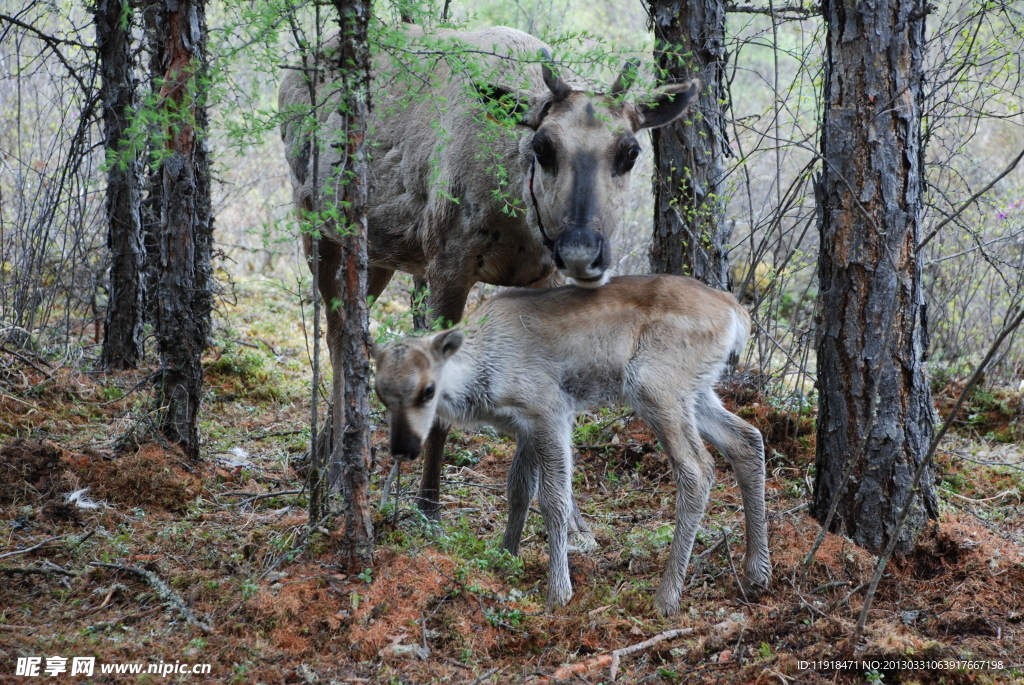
[520,58,701,287]
[374,329,464,462]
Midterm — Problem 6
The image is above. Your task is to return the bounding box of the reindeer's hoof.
[545,584,572,611]
[655,591,680,617]
[740,562,771,600]
[568,530,598,553]
[739,575,769,602]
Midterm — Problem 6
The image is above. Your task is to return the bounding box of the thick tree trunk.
[96,0,144,370]
[151,0,213,461]
[812,0,936,556]
[648,0,730,289]
[138,1,166,329]
[328,0,374,570]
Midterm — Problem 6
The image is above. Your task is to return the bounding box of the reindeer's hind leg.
[368,266,395,301]
[636,396,715,617]
[502,438,539,556]
[696,388,771,596]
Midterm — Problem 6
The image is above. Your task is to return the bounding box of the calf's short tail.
[726,304,752,369]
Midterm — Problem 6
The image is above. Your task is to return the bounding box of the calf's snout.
[390,419,423,462]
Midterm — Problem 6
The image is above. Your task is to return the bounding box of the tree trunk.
[139,2,165,330]
[96,0,144,370]
[328,0,374,570]
[812,0,936,556]
[648,0,730,290]
[151,0,213,461]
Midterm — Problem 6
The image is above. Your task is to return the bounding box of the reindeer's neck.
[436,344,493,427]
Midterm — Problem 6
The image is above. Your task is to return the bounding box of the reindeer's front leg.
[535,420,575,610]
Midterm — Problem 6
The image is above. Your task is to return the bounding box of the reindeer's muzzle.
[554,226,610,286]
[389,416,423,462]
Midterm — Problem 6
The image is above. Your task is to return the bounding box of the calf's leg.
[503,438,595,556]
[696,387,771,595]
[534,422,575,610]
[641,400,714,616]
[502,439,539,556]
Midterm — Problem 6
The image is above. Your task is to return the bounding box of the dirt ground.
[1,285,1022,684]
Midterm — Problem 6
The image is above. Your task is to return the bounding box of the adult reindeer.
[279,25,700,519]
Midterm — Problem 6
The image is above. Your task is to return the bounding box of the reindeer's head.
[374,329,464,462]
[516,58,700,287]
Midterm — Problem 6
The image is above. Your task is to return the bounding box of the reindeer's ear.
[540,48,571,103]
[369,341,381,361]
[636,78,701,130]
[610,59,640,98]
[431,329,464,361]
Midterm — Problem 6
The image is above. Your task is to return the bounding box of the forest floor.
[1,278,1023,684]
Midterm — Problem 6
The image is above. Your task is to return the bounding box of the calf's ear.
[431,329,464,361]
[637,78,701,130]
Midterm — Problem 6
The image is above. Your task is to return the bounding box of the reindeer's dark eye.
[419,384,435,404]
[532,132,556,169]
[614,139,642,176]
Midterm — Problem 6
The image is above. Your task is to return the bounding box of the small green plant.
[865,669,884,684]
[485,607,524,628]
[357,568,373,584]
[451,448,480,467]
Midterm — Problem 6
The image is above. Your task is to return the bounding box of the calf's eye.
[420,384,435,403]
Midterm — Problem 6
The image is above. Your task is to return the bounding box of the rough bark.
[96,0,144,370]
[327,0,374,570]
[648,0,731,289]
[138,0,166,328]
[812,0,937,556]
[151,0,213,461]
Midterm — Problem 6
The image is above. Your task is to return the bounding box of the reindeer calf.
[374,275,770,615]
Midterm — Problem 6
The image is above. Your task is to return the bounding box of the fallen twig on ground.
[467,667,501,685]
[0,535,68,560]
[0,344,53,377]
[232,490,303,507]
[89,562,212,634]
[0,560,76,577]
[87,605,163,632]
[551,627,696,682]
